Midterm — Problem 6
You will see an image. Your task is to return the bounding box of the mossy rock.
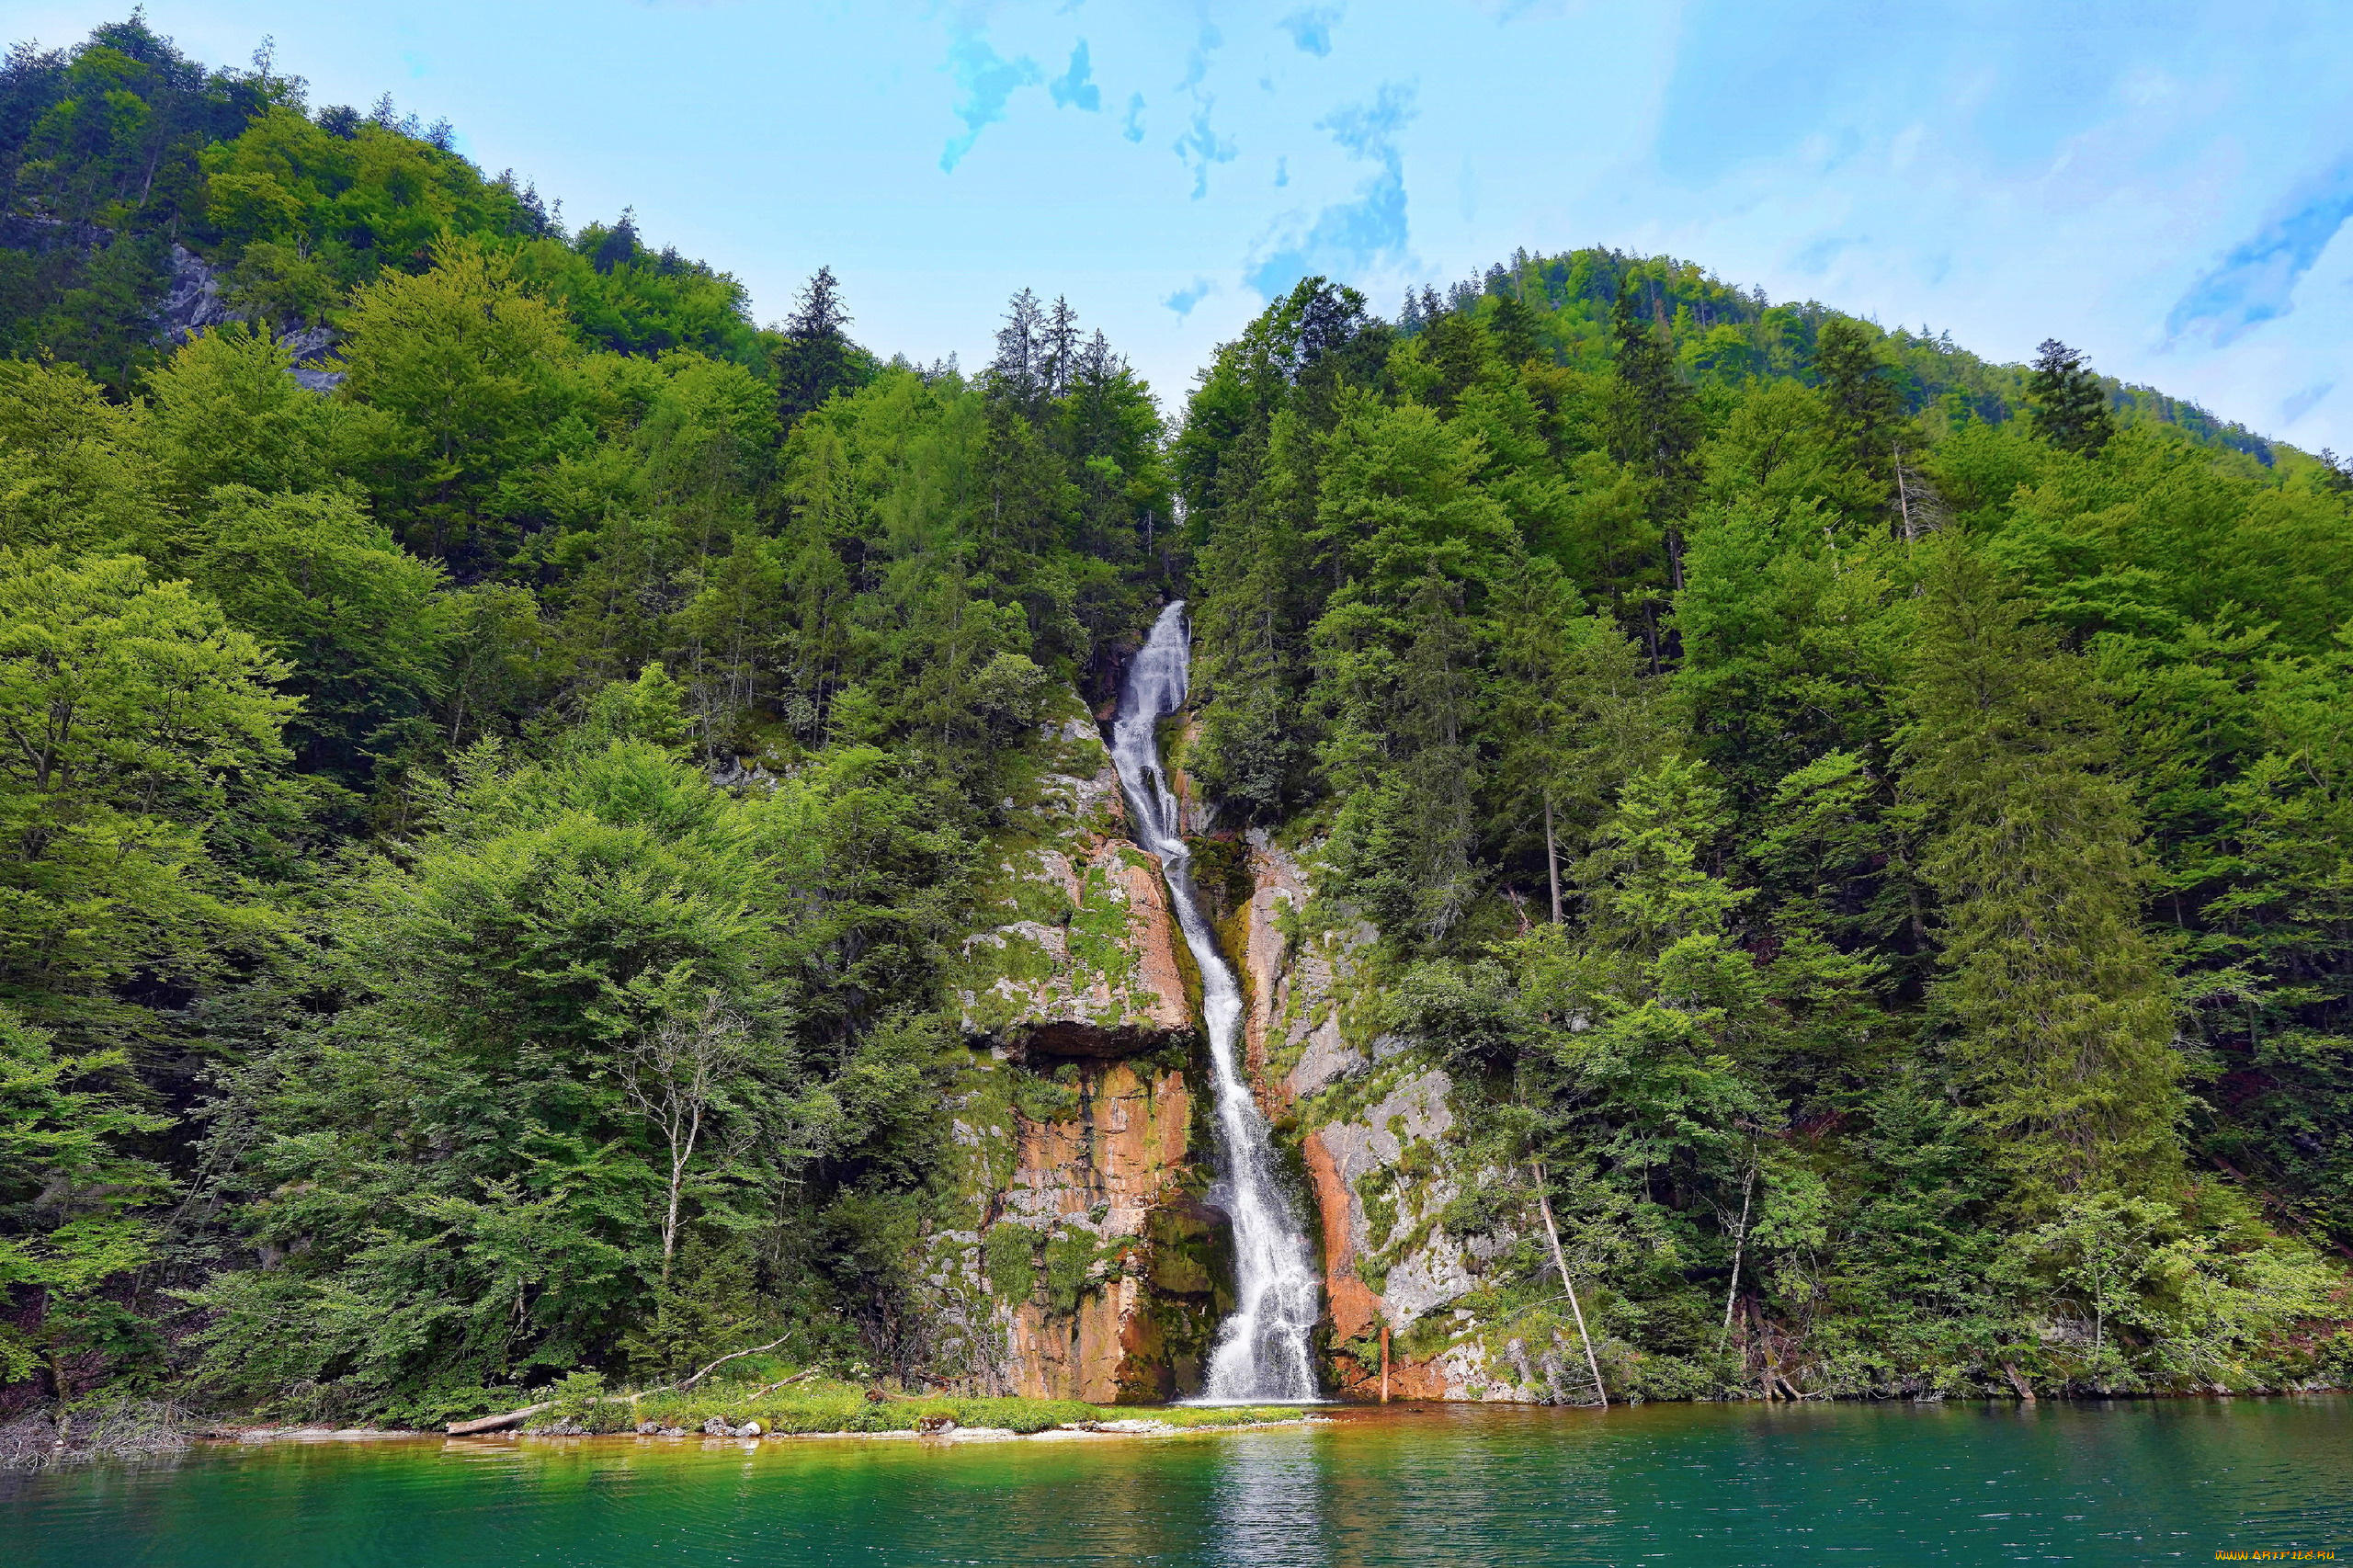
[1183,834,1254,926]
[1145,1206,1218,1296]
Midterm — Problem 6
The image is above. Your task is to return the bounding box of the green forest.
[1,18,2347,1425]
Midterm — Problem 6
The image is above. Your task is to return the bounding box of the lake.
[7,1399,2348,1565]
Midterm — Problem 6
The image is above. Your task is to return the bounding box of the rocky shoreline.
[209,1413,1330,1446]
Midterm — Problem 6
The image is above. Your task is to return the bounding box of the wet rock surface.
[951,712,1192,1058]
[919,696,1224,1404]
[1235,831,1540,1403]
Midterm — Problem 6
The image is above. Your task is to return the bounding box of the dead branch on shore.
[446,1402,552,1437]
[1530,1161,1608,1409]
[443,1348,820,1435]
[1,1400,202,1470]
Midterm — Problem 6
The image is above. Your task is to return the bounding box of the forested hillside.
[0,18,1178,1424]
[1,18,2346,1423]
[1179,267,2353,1395]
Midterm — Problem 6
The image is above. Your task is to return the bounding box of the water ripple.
[8,1401,2349,1567]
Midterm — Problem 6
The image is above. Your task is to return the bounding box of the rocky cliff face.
[155,244,237,345]
[146,243,346,386]
[1233,831,1574,1403]
[949,714,1192,1056]
[915,701,1579,1404]
[920,705,1223,1403]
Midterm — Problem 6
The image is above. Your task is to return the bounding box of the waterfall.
[1108,601,1324,1403]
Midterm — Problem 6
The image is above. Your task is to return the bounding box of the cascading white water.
[1108,601,1323,1403]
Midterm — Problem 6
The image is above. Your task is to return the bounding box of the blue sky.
[19,2,2353,449]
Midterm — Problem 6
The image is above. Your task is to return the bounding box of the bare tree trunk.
[1530,1162,1607,1408]
[446,1402,551,1436]
[1894,443,1916,546]
[1543,788,1563,926]
[663,1336,797,1394]
[662,1098,703,1283]
[1717,1159,1756,1352]
[624,995,745,1290]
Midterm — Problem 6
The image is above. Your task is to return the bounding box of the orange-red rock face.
[1233,829,1543,1403]
[980,1050,1221,1403]
[1005,1061,1192,1239]
[934,706,1222,1403]
[1302,1131,1381,1345]
[952,718,1192,1054]
[1114,857,1192,1038]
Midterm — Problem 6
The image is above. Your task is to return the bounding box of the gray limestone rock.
[154,244,236,345]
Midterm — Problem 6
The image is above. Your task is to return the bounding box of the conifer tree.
[2026,339,2115,456]
[1417,308,1490,414]
[1489,559,1664,923]
[591,209,640,273]
[1190,418,1314,820]
[1810,317,1905,485]
[1489,293,1539,368]
[990,287,1046,409]
[1606,283,1701,588]
[774,266,859,431]
[1900,540,2182,1201]
[1041,294,1079,398]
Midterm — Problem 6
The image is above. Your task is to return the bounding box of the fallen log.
[446,1402,551,1437]
[667,1336,795,1395]
[443,1361,822,1437]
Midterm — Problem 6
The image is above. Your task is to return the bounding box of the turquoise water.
[7,1399,2348,1565]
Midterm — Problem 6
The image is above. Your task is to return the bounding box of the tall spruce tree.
[774,266,859,431]
[1810,317,1906,489]
[990,287,1047,411]
[1041,295,1079,398]
[1606,283,1701,588]
[1900,540,2182,1201]
[1489,292,1540,368]
[2027,339,2116,455]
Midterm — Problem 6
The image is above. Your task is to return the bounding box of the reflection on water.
[1211,1430,1324,1568]
[8,1400,2350,1567]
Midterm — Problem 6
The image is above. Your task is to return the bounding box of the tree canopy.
[0,19,2346,1417]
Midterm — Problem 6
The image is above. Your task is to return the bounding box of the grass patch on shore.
[537,1374,1305,1437]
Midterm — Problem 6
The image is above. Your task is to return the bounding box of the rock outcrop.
[1234,830,1558,1402]
[148,244,346,387]
[155,244,236,345]
[2,227,342,387]
[940,1057,1224,1402]
[949,712,1193,1059]
[278,324,347,392]
[920,699,1222,1403]
[918,700,1579,1404]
